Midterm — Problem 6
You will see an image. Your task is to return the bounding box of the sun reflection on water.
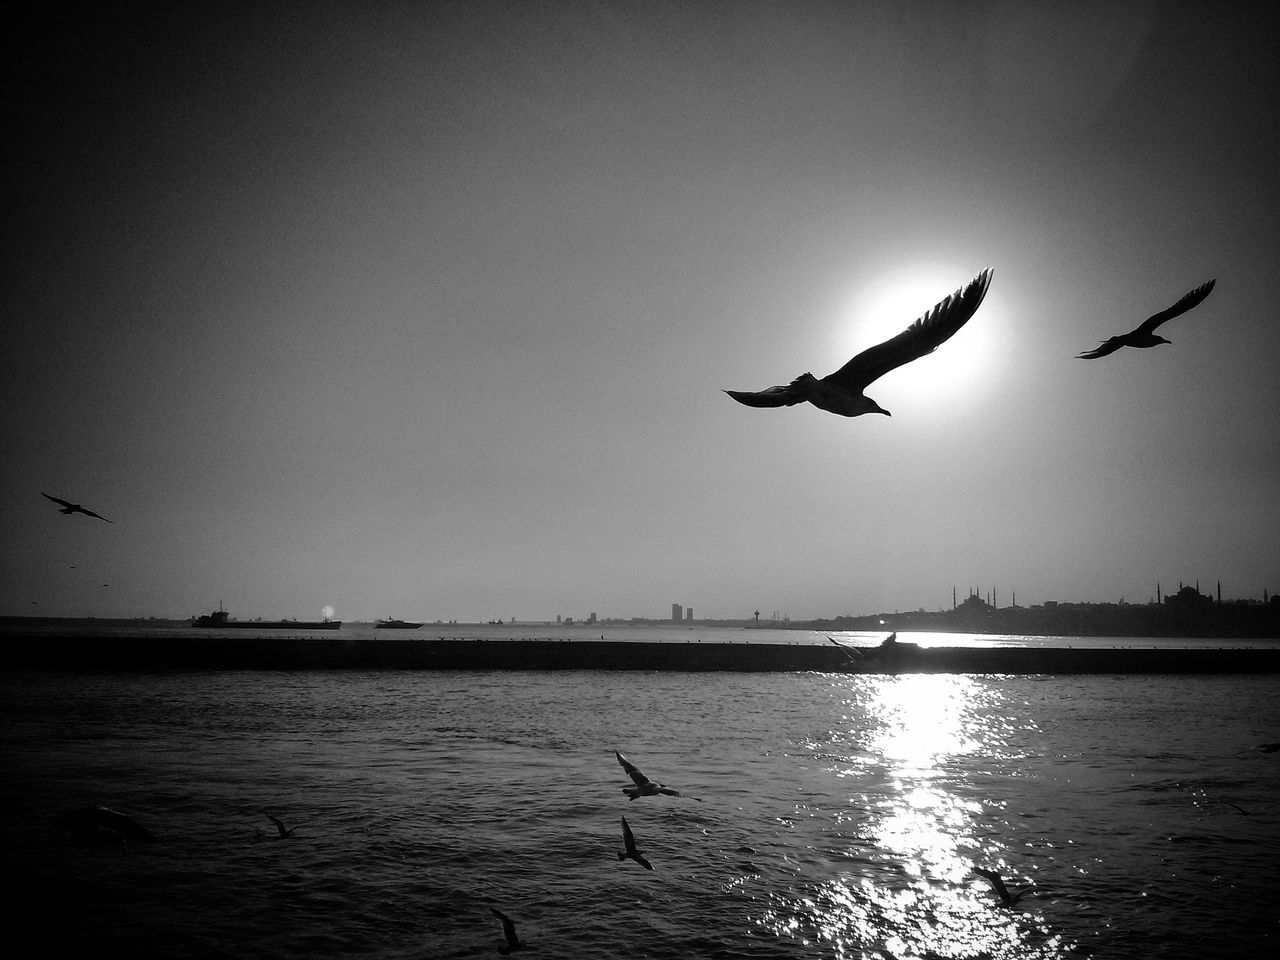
[757,675,1071,958]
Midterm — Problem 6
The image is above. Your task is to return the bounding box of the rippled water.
[3,669,1278,958]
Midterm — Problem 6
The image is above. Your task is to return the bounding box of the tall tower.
[671,603,682,623]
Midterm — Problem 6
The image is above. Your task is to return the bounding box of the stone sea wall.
[6,635,1280,673]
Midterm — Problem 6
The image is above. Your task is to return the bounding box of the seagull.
[58,805,155,851]
[1076,279,1216,359]
[827,635,863,662]
[490,907,525,954]
[972,866,1031,908]
[617,816,653,870]
[725,268,992,418]
[266,814,299,839]
[42,492,113,523]
[615,750,701,801]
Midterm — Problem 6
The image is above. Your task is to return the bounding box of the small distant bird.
[617,816,653,870]
[58,805,155,852]
[725,268,993,418]
[1076,279,1216,359]
[42,492,112,523]
[827,635,863,662]
[490,907,525,954]
[615,750,701,801]
[266,814,299,839]
[972,866,1031,908]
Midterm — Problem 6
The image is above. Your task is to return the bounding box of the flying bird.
[615,750,701,801]
[490,907,525,954]
[58,805,155,851]
[266,814,299,839]
[725,268,993,417]
[42,492,113,523]
[972,866,1031,908]
[617,816,654,870]
[827,635,863,663]
[1076,279,1216,359]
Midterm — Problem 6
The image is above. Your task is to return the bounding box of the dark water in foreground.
[2,669,1278,958]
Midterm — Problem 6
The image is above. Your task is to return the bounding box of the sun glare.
[834,265,1002,413]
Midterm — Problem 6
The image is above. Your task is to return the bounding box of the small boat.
[376,618,424,629]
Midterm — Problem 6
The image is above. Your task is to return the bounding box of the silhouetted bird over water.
[617,816,654,870]
[972,866,1031,908]
[42,492,113,523]
[1076,279,1216,359]
[725,268,992,417]
[615,750,702,801]
[58,805,154,851]
[490,907,525,954]
[266,814,299,839]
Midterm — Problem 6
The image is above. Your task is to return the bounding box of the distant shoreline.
[3,608,1278,641]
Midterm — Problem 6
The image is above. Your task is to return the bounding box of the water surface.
[3,669,1277,958]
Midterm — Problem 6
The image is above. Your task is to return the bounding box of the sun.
[833,264,1001,413]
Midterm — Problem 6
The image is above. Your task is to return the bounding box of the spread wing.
[1135,279,1216,335]
[824,268,992,392]
[42,492,74,509]
[723,377,810,408]
[621,816,637,851]
[1076,337,1125,360]
[80,507,113,523]
[490,907,519,947]
[616,751,653,788]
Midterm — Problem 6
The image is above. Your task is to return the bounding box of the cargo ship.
[376,618,424,629]
[191,607,341,629]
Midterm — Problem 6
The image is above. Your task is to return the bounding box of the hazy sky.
[4,1,1277,622]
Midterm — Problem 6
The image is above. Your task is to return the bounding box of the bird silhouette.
[972,866,1031,908]
[615,750,701,801]
[266,814,299,839]
[1076,279,1215,359]
[58,805,155,852]
[617,816,653,870]
[490,907,525,954]
[42,492,112,523]
[827,635,863,662]
[725,268,992,417]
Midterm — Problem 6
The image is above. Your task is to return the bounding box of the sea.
[2,625,1278,959]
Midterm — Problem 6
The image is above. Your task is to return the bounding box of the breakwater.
[6,635,1280,673]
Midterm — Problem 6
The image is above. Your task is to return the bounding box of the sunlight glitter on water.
[760,675,1075,958]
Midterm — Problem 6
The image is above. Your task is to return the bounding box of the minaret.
[1157,582,1161,604]
[1217,580,1221,604]
[953,586,956,609]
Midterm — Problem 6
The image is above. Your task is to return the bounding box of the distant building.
[672,603,683,623]
[685,607,693,621]
[587,612,597,624]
